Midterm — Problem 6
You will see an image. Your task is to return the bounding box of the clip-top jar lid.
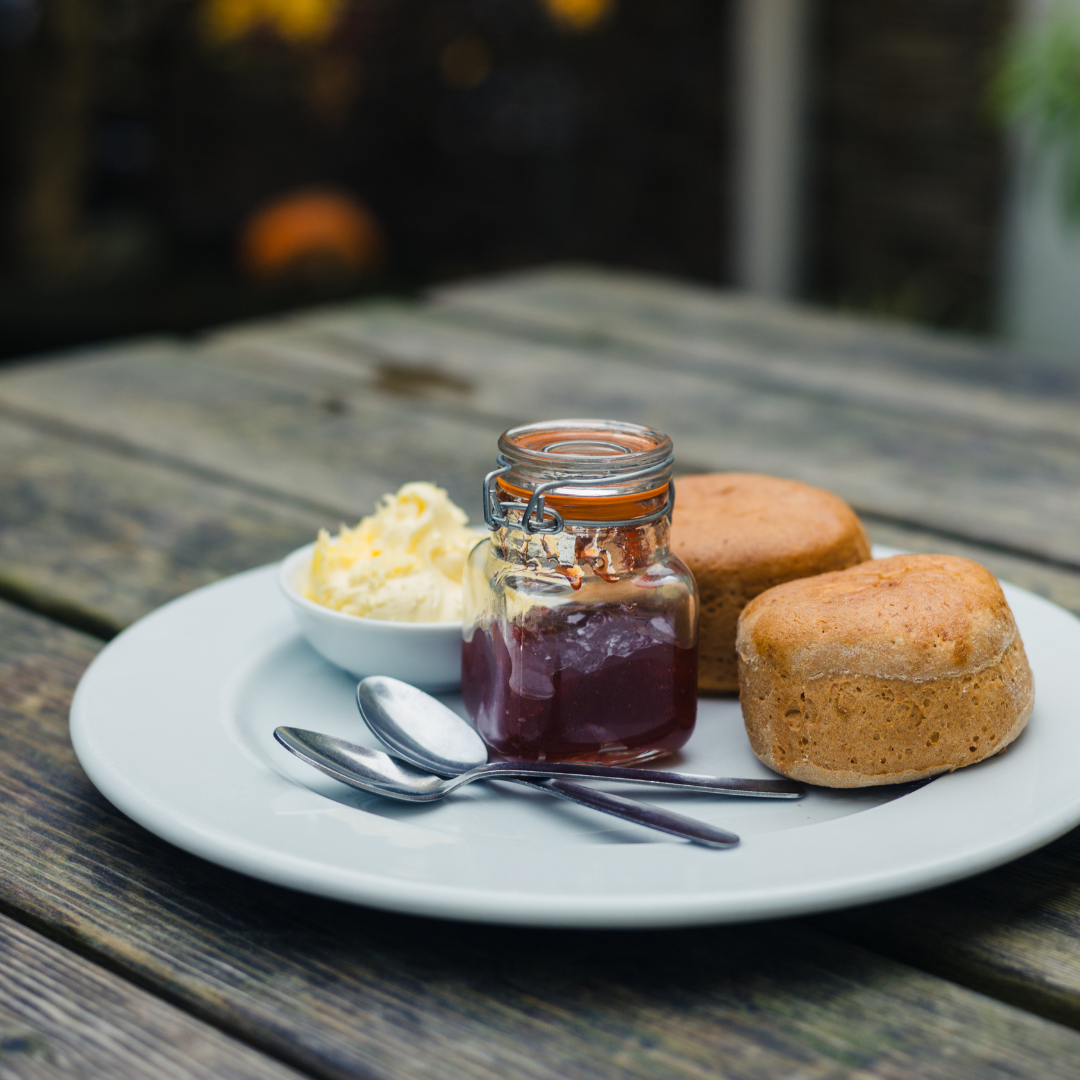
[483,419,675,534]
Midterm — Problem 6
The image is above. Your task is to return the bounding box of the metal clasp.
[482,454,675,535]
[483,460,565,534]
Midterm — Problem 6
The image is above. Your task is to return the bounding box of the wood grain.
[6,308,1080,567]
[4,599,1080,1078]
[4,341,1080,627]
[206,302,1080,567]
[5,281,1080,1074]
[0,414,325,634]
[817,826,1080,1033]
[430,264,1080,421]
[0,913,305,1080]
[0,337,504,520]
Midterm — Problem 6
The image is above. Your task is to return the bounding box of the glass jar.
[461,419,698,764]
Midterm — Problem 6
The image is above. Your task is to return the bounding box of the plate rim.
[69,550,1080,927]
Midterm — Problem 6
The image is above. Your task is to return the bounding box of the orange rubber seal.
[496,478,669,523]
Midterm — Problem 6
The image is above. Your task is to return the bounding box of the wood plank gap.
[669,454,1080,577]
[855,510,1080,576]
[817,923,1080,1034]
[0,896,331,1080]
[428,299,1080,447]
[0,577,120,641]
[0,911,311,1080]
[0,400,352,523]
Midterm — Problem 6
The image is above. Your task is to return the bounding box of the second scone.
[670,473,870,692]
[736,554,1035,787]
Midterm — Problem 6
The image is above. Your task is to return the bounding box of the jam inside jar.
[462,420,698,764]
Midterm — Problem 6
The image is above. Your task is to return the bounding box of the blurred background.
[2,0,1079,362]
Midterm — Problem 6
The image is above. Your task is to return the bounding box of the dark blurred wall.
[809,0,1012,331]
[0,0,1018,359]
[0,0,730,359]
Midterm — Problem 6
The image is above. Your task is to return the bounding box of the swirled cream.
[306,482,486,622]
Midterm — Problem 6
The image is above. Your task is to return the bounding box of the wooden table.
[3,265,1080,1078]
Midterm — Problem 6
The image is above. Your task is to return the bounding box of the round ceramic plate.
[70,548,1080,928]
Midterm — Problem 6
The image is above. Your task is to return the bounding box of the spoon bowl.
[356,676,806,799]
[356,677,486,776]
[274,727,472,801]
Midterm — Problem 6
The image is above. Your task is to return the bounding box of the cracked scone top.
[736,554,1035,788]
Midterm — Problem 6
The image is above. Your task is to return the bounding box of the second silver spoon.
[355,676,805,798]
[273,727,740,848]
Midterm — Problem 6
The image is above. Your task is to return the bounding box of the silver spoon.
[355,676,805,798]
[274,726,740,848]
[353,676,799,847]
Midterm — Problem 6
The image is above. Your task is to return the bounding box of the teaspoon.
[273,727,740,848]
[355,676,804,798]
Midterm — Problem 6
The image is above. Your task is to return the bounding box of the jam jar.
[461,419,698,764]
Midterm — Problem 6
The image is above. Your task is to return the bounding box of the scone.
[736,554,1035,787]
[670,473,870,692]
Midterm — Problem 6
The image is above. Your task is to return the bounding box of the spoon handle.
[479,761,804,799]
[509,779,739,849]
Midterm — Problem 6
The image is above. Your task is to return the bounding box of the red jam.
[462,604,697,763]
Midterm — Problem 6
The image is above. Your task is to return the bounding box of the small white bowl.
[278,543,463,692]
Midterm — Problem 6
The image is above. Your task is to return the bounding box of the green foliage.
[995,6,1080,218]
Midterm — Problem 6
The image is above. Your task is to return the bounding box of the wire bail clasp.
[483,458,565,534]
[483,453,675,535]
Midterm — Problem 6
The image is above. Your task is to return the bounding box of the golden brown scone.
[736,554,1035,787]
[670,473,870,693]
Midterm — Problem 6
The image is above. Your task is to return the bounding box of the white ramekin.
[278,543,463,692]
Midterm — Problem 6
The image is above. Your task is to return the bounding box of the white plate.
[70,548,1080,928]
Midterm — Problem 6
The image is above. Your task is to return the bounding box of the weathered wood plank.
[3,598,1080,1079]
[207,302,1080,567]
[817,827,1080,1033]
[5,331,1080,625]
[6,310,1080,567]
[0,912,306,1080]
[8,308,1080,570]
[213,293,1080,444]
[0,337,504,521]
[3,380,1077,636]
[8,318,1080,585]
[3,393,1074,655]
[0,415,325,634]
[430,264,1080,417]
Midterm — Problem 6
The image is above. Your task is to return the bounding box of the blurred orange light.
[540,0,614,33]
[202,0,342,46]
[239,189,385,282]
